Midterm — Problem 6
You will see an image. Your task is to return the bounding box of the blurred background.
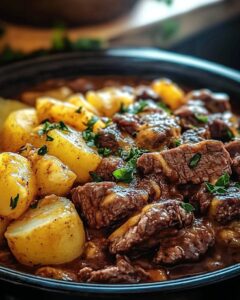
[0,0,239,69]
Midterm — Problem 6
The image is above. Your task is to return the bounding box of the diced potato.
[1,108,38,152]
[0,98,29,131]
[29,126,102,183]
[22,145,77,196]
[0,217,10,246]
[0,152,36,219]
[5,195,85,266]
[86,87,134,117]
[68,93,100,116]
[152,78,186,110]
[217,221,240,248]
[36,97,104,132]
[21,87,73,106]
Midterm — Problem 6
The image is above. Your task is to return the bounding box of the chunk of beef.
[232,156,240,178]
[136,112,181,150]
[154,220,215,265]
[209,186,240,224]
[72,182,148,229]
[94,157,125,181]
[208,112,238,142]
[135,174,183,202]
[186,89,231,113]
[190,184,213,214]
[109,200,194,254]
[181,128,210,144]
[134,85,160,102]
[225,139,240,158]
[36,267,77,281]
[113,113,141,136]
[78,255,149,283]
[97,123,135,152]
[174,100,209,128]
[137,140,232,184]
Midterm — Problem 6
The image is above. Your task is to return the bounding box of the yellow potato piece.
[152,78,186,110]
[5,195,85,266]
[22,145,77,197]
[36,97,104,132]
[0,152,36,219]
[1,108,38,152]
[30,126,102,183]
[86,87,134,117]
[0,98,29,132]
[68,93,100,116]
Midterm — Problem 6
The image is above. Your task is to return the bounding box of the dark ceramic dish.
[0,49,239,295]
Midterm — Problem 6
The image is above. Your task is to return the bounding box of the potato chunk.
[152,78,186,110]
[1,108,38,152]
[86,87,134,117]
[30,126,102,183]
[0,152,36,219]
[0,217,10,245]
[36,97,104,132]
[68,94,100,116]
[22,145,77,196]
[5,196,85,266]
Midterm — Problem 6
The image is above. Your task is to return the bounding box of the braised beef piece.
[181,127,210,144]
[97,123,135,153]
[134,85,160,102]
[209,186,240,224]
[154,219,215,265]
[137,140,232,184]
[208,112,237,141]
[186,89,231,113]
[109,200,194,254]
[36,267,77,281]
[95,157,125,181]
[174,100,209,128]
[72,182,148,229]
[135,174,183,202]
[78,255,150,283]
[190,184,213,214]
[225,139,240,158]
[113,113,140,136]
[232,156,240,178]
[136,112,181,150]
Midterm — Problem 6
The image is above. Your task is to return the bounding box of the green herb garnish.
[76,106,83,114]
[226,129,235,141]
[174,139,181,147]
[157,102,171,114]
[195,114,209,123]
[180,202,195,213]
[46,135,54,142]
[205,172,230,194]
[38,120,69,137]
[189,153,201,169]
[112,168,134,183]
[58,121,69,132]
[10,194,19,209]
[98,148,111,157]
[38,145,48,156]
[90,172,103,182]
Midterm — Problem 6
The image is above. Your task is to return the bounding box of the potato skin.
[30,127,102,183]
[1,108,38,152]
[36,97,104,132]
[5,196,85,266]
[0,152,36,219]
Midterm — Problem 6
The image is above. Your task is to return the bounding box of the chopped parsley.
[75,106,83,114]
[174,139,181,147]
[58,121,69,132]
[226,129,235,141]
[90,172,103,182]
[180,202,195,213]
[46,135,54,141]
[157,102,171,114]
[189,153,201,169]
[10,194,19,209]
[195,114,209,123]
[119,100,149,115]
[98,148,111,157]
[82,116,100,147]
[38,145,48,156]
[38,120,69,137]
[113,147,148,183]
[205,172,230,194]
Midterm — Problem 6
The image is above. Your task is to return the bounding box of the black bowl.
[0,49,240,295]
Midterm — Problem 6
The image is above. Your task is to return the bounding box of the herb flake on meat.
[90,172,103,182]
[205,172,230,194]
[189,153,201,169]
[180,202,195,213]
[195,114,209,123]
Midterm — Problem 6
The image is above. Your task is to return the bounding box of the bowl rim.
[0,48,240,294]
